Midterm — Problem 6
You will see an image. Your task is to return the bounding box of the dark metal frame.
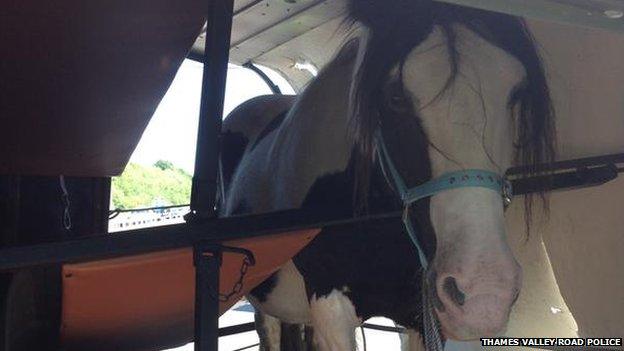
[188,0,235,347]
[1,0,623,348]
[189,0,234,221]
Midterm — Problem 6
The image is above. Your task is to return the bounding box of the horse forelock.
[345,0,556,230]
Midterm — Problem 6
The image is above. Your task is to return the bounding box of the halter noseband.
[375,130,513,268]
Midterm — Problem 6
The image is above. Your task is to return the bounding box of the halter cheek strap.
[375,130,513,268]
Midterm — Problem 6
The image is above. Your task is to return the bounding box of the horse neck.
[271,44,359,171]
[259,41,369,210]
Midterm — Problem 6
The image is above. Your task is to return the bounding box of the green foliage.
[154,159,174,171]
[111,161,192,210]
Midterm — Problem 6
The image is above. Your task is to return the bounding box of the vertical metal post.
[189,0,235,220]
[190,0,233,343]
[194,245,222,351]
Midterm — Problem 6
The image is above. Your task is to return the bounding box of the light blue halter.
[375,130,513,269]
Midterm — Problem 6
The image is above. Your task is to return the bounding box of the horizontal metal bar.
[218,321,409,336]
[231,343,260,351]
[362,323,406,334]
[2,153,621,271]
[512,164,619,195]
[187,50,204,63]
[0,208,402,271]
[109,204,190,214]
[507,153,624,175]
[218,322,256,336]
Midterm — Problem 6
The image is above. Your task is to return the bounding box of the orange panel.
[61,229,319,351]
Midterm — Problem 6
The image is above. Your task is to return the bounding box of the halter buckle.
[502,179,513,207]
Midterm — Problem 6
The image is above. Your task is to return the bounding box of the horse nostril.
[443,277,466,306]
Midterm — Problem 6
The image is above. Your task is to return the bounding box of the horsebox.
[1,0,623,350]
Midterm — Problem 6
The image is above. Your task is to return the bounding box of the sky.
[129,60,294,174]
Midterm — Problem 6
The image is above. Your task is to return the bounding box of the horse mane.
[346,0,556,229]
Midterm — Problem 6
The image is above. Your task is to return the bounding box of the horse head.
[348,1,555,340]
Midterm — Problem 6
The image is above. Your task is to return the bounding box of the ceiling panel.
[252,15,349,91]
[190,0,624,87]
[230,0,347,65]
[231,0,327,48]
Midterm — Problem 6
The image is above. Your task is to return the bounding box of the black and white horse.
[220,0,555,349]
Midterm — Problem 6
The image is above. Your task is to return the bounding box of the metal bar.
[231,343,260,351]
[189,0,235,221]
[216,321,407,336]
[187,50,204,63]
[194,244,222,351]
[218,322,256,336]
[0,154,621,271]
[243,61,282,94]
[109,204,189,214]
[0,208,402,272]
[507,153,624,175]
[512,164,619,195]
[362,323,407,334]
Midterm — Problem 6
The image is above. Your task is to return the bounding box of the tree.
[111,162,192,209]
[154,160,174,171]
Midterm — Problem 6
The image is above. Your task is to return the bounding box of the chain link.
[219,256,251,302]
[59,175,72,230]
[422,272,443,351]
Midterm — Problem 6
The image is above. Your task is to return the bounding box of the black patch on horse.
[220,131,249,192]
[250,273,278,303]
[294,218,425,329]
[293,165,426,330]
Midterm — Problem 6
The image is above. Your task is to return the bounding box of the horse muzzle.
[430,260,522,340]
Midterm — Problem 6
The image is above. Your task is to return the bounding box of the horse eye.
[390,95,406,106]
[385,82,409,112]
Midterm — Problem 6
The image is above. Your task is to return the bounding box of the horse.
[219,0,555,349]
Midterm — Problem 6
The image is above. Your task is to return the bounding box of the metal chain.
[422,272,443,351]
[59,175,72,231]
[219,256,251,302]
